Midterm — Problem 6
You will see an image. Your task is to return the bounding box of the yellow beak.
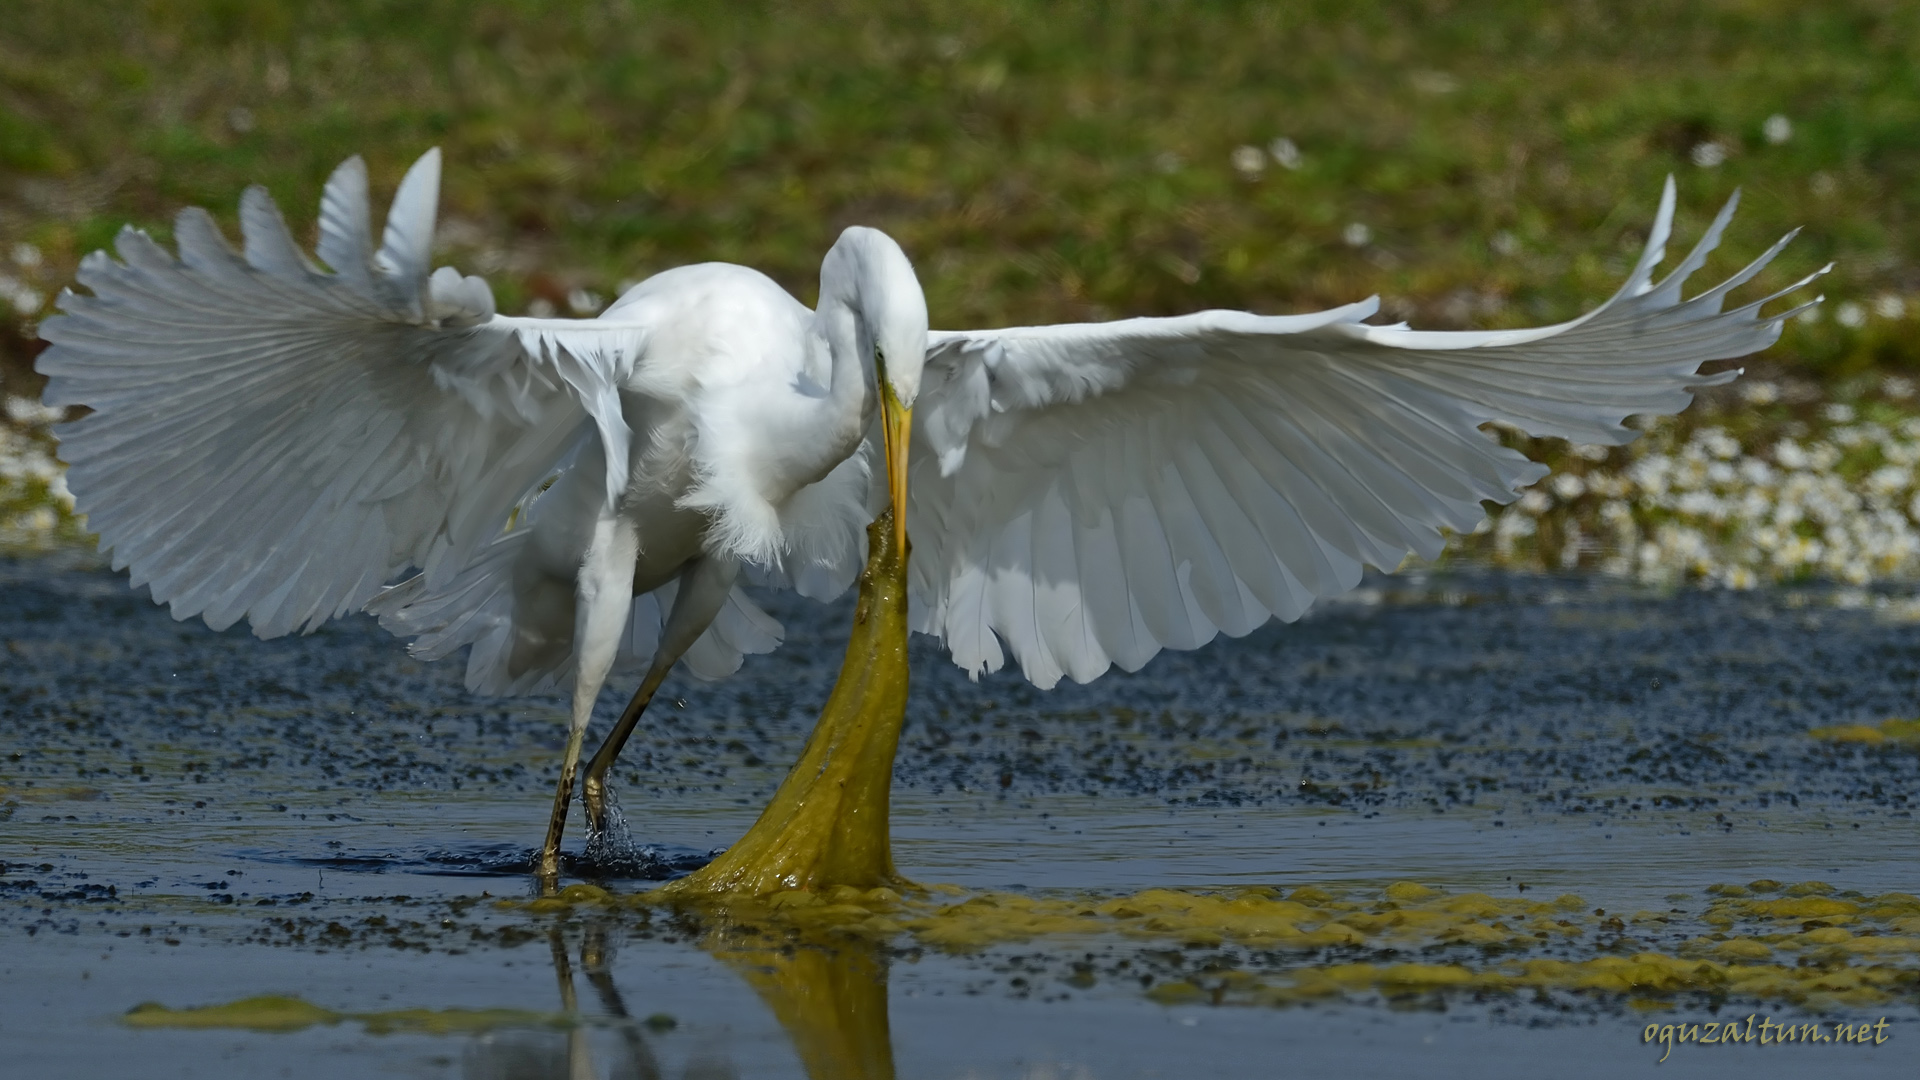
[879,378,912,555]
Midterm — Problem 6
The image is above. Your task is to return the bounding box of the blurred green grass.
[0,0,1915,394]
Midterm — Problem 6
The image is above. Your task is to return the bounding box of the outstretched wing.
[911,181,1821,688]
[38,149,644,639]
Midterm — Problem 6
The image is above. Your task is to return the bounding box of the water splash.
[579,784,713,880]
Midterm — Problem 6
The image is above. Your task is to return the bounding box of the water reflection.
[462,915,895,1080]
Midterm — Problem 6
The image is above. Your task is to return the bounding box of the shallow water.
[3,553,1918,1077]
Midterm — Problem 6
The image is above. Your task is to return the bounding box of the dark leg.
[582,662,671,839]
[580,557,740,843]
[536,723,589,892]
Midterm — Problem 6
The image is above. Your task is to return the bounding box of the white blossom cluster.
[1470,394,1920,589]
[0,395,76,550]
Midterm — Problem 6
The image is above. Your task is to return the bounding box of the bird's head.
[821,226,928,406]
[821,226,928,551]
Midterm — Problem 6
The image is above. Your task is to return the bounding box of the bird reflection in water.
[461,916,895,1080]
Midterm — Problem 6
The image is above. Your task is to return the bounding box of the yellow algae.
[1831,935,1917,955]
[1809,717,1920,745]
[1711,939,1773,961]
[1742,897,1861,919]
[1435,922,1515,947]
[1378,964,1475,988]
[126,996,340,1032]
[656,513,913,899]
[485,876,1920,1016]
[355,1008,564,1036]
[1808,723,1889,744]
[1146,981,1206,1005]
[557,883,613,905]
[123,996,561,1035]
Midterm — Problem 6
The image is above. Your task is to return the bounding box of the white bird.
[37,149,1816,880]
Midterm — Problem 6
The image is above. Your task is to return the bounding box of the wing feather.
[38,149,644,639]
[913,182,1815,687]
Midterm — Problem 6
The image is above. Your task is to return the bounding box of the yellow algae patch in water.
[123,996,562,1035]
[125,996,340,1032]
[1809,718,1920,745]
[1378,963,1476,988]
[1710,938,1773,961]
[496,880,1920,1013]
[1737,897,1862,920]
[354,1008,565,1036]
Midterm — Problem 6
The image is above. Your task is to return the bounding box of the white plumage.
[37,148,1815,868]
[908,185,1821,687]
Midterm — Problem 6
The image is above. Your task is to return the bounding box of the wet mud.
[3,553,1918,1077]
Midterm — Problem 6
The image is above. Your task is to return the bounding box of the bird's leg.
[536,723,589,889]
[537,512,639,892]
[580,663,669,842]
[582,558,740,842]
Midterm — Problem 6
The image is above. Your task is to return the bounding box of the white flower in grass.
[1737,459,1776,486]
[1230,145,1267,178]
[1268,138,1302,170]
[1763,114,1793,145]
[1677,491,1721,518]
[1550,473,1586,500]
[1867,465,1911,496]
[1836,302,1868,329]
[1690,141,1729,168]
[1518,489,1551,514]
[0,273,43,314]
[1342,222,1371,247]
[1701,430,1741,459]
[1874,294,1907,320]
[1741,381,1780,405]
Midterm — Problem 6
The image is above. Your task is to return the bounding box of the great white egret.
[38,149,1814,884]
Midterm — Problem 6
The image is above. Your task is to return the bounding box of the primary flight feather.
[36,149,1816,874]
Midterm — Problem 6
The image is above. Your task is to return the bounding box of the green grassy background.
[2,0,1915,390]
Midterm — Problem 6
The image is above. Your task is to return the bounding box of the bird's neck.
[816,294,874,450]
